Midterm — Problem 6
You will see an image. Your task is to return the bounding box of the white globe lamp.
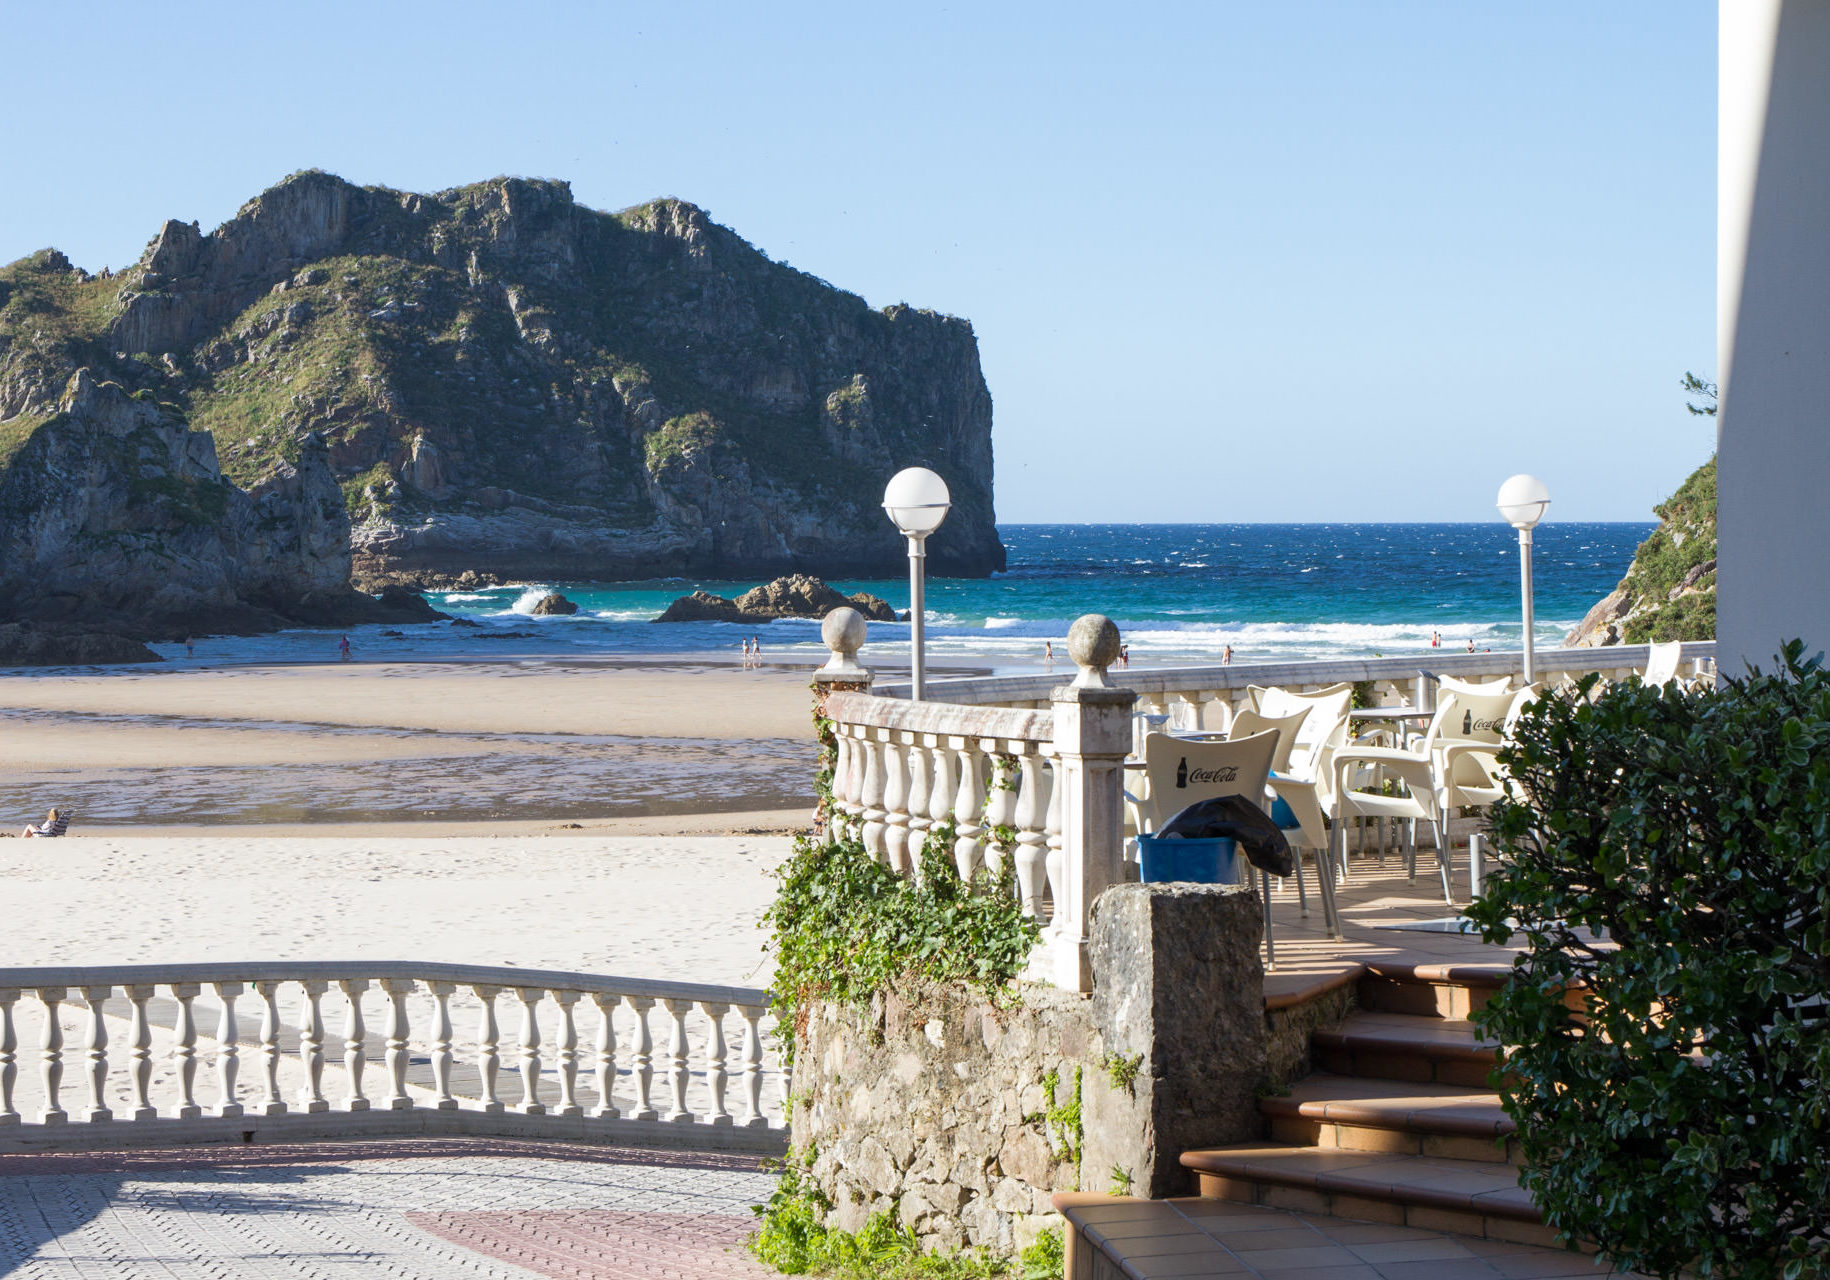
[883,467,952,701]
[1496,474,1551,681]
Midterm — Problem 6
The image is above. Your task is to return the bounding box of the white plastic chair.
[1125,729,1279,836]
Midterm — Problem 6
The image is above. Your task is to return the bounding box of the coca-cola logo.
[1186,765,1239,785]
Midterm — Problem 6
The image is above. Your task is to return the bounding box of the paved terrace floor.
[1257,842,1520,1002]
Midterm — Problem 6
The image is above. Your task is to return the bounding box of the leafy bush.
[761,826,1041,1064]
[749,1151,1014,1278]
[1468,644,1830,1278]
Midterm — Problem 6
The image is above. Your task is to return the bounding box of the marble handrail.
[0,962,786,1154]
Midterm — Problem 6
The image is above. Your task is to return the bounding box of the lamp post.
[1496,474,1551,683]
[883,467,952,701]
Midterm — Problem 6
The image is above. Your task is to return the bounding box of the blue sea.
[158,523,1651,671]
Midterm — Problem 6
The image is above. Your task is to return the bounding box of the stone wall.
[793,980,1096,1254]
[791,882,1271,1253]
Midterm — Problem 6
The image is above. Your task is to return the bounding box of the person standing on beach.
[1044,641,1054,664]
[1223,644,1234,666]
[184,635,194,659]
[338,635,352,662]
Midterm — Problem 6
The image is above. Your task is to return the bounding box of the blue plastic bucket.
[1137,835,1239,885]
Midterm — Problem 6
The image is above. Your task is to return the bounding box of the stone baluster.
[859,733,889,863]
[172,983,201,1119]
[1042,753,1066,930]
[1197,690,1227,732]
[843,727,869,838]
[829,729,854,840]
[123,984,155,1121]
[928,738,957,862]
[882,738,910,874]
[296,980,328,1113]
[253,981,285,1116]
[982,754,1018,877]
[589,992,620,1118]
[737,1005,765,1128]
[661,998,693,1123]
[79,985,111,1124]
[627,996,657,1120]
[1013,749,1052,918]
[514,989,545,1115]
[472,984,503,1113]
[700,1001,731,1125]
[552,990,582,1117]
[905,737,933,878]
[338,978,369,1112]
[952,739,986,879]
[1029,615,1135,992]
[36,987,66,1125]
[0,990,17,1124]
[380,978,413,1111]
[211,982,243,1118]
[428,983,457,1110]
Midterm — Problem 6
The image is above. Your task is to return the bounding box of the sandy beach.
[0,656,823,984]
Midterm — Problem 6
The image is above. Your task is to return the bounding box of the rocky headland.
[0,172,1003,652]
[1566,456,1716,647]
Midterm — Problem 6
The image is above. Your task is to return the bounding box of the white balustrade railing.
[0,962,786,1155]
[892,642,1719,728]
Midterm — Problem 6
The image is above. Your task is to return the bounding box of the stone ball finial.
[820,606,869,675]
[1067,614,1122,688]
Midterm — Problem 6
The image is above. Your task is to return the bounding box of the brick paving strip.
[0,1138,781,1279]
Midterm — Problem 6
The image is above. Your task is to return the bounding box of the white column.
[1718,0,1830,674]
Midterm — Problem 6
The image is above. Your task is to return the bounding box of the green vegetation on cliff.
[0,172,1004,585]
[1620,456,1716,643]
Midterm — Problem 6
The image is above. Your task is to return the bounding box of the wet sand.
[0,659,821,830]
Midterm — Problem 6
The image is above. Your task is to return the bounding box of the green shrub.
[1467,643,1830,1279]
[761,827,1041,1065]
[750,1150,1011,1278]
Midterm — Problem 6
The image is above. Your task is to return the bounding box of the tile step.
[1313,1012,1504,1087]
[1180,1143,1541,1228]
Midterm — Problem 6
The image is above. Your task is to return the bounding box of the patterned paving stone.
[0,1140,778,1279]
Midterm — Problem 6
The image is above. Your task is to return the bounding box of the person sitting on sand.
[21,808,65,838]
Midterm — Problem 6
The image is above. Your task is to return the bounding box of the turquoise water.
[153,523,1649,669]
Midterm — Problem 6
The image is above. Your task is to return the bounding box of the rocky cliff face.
[1566,456,1716,647]
[0,172,1004,598]
[0,369,356,635]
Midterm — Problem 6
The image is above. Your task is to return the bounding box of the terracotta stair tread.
[1363,959,1511,989]
[1181,1143,1540,1222]
[1264,1073,1515,1138]
[1313,1011,1502,1062]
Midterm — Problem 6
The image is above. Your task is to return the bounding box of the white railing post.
[36,987,66,1125]
[627,996,658,1121]
[983,754,1017,877]
[337,978,369,1112]
[883,738,911,874]
[0,989,19,1125]
[515,988,545,1116]
[428,982,457,1110]
[738,1004,766,1129]
[552,989,582,1117]
[700,1001,732,1126]
[1029,616,1135,992]
[589,991,620,1118]
[379,978,414,1111]
[125,984,155,1121]
[952,739,985,879]
[860,734,889,862]
[297,980,329,1113]
[253,980,285,1116]
[211,982,243,1119]
[79,985,112,1124]
[1013,749,1051,917]
[661,998,694,1123]
[906,737,934,879]
[472,984,503,1113]
[172,983,201,1120]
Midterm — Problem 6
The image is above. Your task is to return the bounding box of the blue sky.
[0,2,1715,523]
